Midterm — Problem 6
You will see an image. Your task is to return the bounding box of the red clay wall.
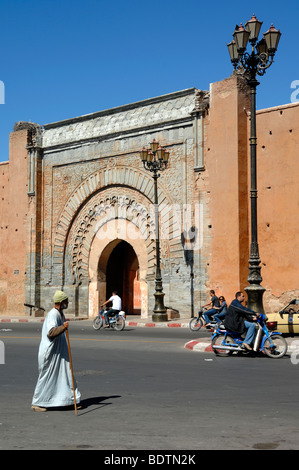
[256,102,299,310]
[0,130,29,315]
[205,75,250,305]
[0,161,9,313]
[206,76,299,312]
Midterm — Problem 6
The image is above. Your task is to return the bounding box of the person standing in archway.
[102,290,122,328]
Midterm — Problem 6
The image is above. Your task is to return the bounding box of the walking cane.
[66,328,78,415]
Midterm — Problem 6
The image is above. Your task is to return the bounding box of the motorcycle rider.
[102,290,122,328]
[224,291,259,350]
[202,289,220,326]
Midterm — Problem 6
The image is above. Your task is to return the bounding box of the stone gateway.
[0,76,298,318]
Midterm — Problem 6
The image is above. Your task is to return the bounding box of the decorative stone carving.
[52,166,185,289]
[67,188,157,285]
[52,164,179,268]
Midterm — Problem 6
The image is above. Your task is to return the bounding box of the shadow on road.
[43,395,121,416]
[78,395,121,416]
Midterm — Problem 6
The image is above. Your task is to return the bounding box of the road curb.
[126,321,189,328]
[0,317,191,327]
[184,338,299,354]
[184,339,213,352]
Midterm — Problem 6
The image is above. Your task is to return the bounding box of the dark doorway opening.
[106,240,141,315]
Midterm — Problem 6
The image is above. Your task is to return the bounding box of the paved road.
[1,321,299,450]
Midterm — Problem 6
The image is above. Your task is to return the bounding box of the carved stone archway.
[64,187,156,287]
[52,164,168,273]
[51,164,184,317]
[88,218,149,318]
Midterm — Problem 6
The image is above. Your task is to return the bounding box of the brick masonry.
[0,77,298,318]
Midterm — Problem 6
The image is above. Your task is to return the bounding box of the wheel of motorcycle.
[212,334,234,356]
[263,335,287,358]
[112,316,125,331]
[189,317,203,331]
[92,316,103,330]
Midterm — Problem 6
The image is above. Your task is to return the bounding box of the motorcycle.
[189,307,216,331]
[189,308,205,331]
[189,307,221,332]
[92,308,126,331]
[211,313,287,359]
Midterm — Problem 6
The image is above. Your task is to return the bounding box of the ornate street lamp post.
[227,14,281,313]
[140,139,170,322]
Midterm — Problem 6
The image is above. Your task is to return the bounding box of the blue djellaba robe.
[32,308,81,408]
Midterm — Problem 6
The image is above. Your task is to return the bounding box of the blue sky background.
[0,0,298,162]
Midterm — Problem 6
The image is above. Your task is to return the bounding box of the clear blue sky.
[0,0,298,162]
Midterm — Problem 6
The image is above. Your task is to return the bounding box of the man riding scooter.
[224,291,259,351]
[101,290,122,328]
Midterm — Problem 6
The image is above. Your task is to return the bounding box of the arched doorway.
[106,240,141,315]
[88,218,149,318]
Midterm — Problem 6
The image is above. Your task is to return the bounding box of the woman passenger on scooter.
[213,296,227,325]
[224,292,259,351]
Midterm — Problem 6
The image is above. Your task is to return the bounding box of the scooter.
[92,308,126,331]
[189,307,219,331]
[211,313,287,358]
[189,308,205,331]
